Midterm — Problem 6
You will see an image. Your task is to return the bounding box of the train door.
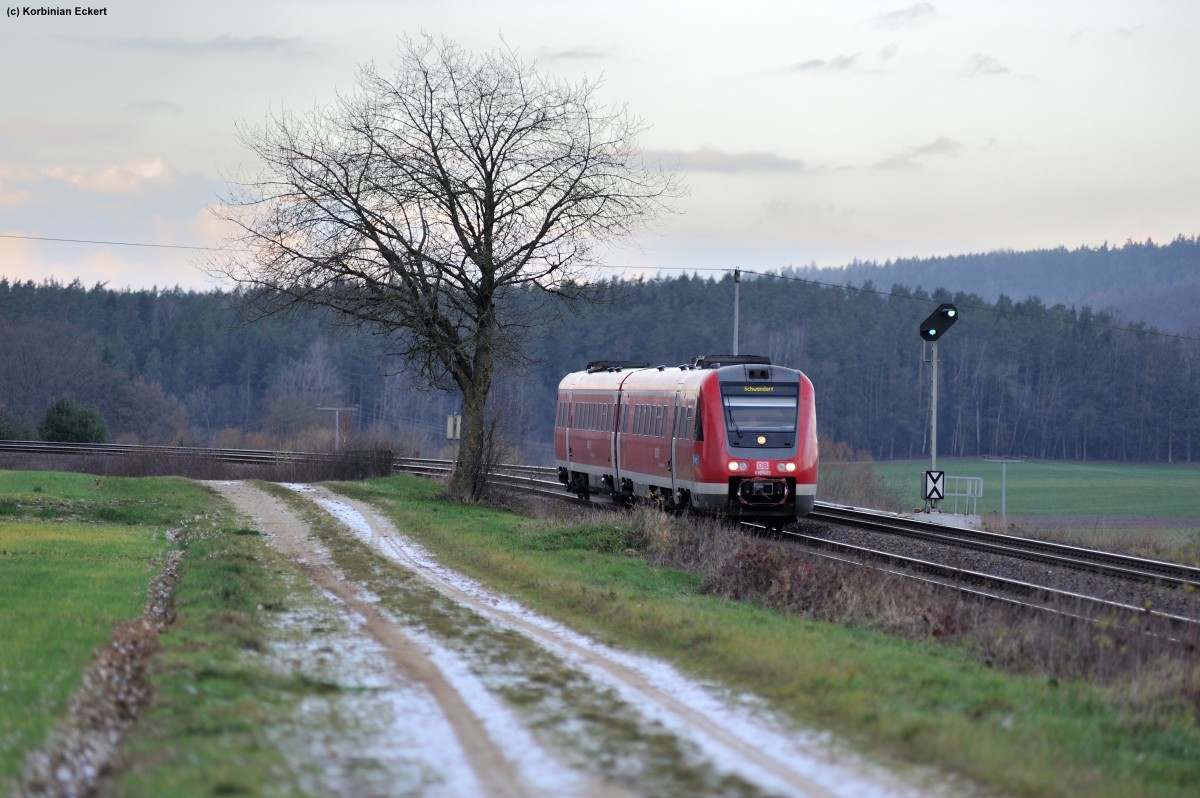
[670,390,680,500]
[611,390,624,486]
[564,389,574,469]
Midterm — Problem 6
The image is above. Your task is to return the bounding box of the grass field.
[870,458,1200,518]
[0,472,198,786]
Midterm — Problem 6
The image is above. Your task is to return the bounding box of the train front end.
[692,358,818,527]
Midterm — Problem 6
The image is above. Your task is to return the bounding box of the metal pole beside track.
[733,267,741,355]
[930,339,938,475]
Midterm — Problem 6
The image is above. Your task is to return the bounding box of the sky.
[1,1,1197,292]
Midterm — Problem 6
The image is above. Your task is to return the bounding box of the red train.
[555,355,818,529]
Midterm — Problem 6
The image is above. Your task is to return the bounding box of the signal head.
[919,303,959,341]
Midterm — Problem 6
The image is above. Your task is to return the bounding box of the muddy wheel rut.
[211,480,928,797]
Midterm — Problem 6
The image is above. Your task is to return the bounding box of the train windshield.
[720,384,799,436]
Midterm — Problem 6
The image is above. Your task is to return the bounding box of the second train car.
[555,355,817,529]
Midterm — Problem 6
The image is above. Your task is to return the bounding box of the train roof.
[560,355,805,393]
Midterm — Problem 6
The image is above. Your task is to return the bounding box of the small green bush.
[37,397,109,443]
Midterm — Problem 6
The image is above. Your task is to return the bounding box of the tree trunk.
[448,315,496,502]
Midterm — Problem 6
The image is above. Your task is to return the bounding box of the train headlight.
[729,460,748,472]
[785,462,797,472]
[756,435,767,445]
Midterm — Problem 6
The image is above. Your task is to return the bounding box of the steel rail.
[809,503,1200,590]
[0,439,368,465]
[778,528,1198,635]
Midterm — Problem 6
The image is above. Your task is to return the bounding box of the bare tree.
[214,34,681,500]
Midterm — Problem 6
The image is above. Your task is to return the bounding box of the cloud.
[124,99,182,114]
[0,164,38,206]
[44,157,175,194]
[649,147,805,174]
[113,34,313,57]
[539,45,615,62]
[966,53,1010,77]
[876,3,937,30]
[873,137,964,170]
[785,54,860,73]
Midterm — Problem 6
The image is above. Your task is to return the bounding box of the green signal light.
[919,303,958,341]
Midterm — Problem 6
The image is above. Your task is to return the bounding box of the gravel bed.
[792,518,1200,622]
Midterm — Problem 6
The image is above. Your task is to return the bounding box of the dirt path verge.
[214,479,934,797]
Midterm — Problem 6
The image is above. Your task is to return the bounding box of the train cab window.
[720,384,799,445]
[694,405,704,441]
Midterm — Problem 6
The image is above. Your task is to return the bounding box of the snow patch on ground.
[291,484,930,798]
[265,573,484,796]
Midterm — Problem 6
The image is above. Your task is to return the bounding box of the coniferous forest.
[2,238,1199,464]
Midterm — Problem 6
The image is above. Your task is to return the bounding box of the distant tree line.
[791,235,1200,335]
[1,263,1198,463]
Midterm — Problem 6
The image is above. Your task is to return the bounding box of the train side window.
[653,405,663,437]
[637,405,647,436]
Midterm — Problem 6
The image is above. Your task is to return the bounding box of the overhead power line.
[0,233,244,252]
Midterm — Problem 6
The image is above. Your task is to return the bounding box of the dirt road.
[212,480,929,797]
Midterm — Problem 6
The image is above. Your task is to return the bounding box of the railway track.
[807,503,1200,590]
[392,458,1200,627]
[0,439,384,467]
[6,442,1196,630]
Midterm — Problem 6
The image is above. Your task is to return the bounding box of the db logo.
[755,461,770,475]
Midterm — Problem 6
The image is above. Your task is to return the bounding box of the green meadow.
[870,458,1200,518]
[0,472,201,784]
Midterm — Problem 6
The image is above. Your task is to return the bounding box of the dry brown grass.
[601,508,1200,722]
